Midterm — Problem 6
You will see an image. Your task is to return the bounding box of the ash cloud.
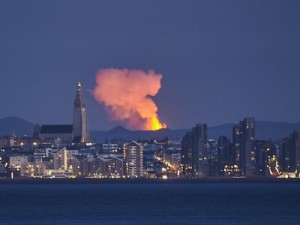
[93,68,166,130]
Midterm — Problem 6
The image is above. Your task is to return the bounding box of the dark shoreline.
[1,177,300,185]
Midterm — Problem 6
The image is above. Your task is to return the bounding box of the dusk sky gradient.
[0,0,300,130]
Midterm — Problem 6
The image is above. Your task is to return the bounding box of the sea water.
[0,181,299,225]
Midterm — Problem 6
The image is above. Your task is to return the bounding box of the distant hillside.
[91,126,187,143]
[0,117,35,137]
[1,117,300,142]
[92,121,300,142]
[255,121,300,140]
[208,121,300,141]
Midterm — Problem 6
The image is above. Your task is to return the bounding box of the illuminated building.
[43,170,73,178]
[20,162,46,177]
[80,157,94,177]
[53,148,79,176]
[107,157,124,178]
[279,130,300,175]
[192,124,207,176]
[232,117,255,176]
[279,137,292,172]
[232,122,242,174]
[181,123,207,177]
[181,131,193,176]
[123,141,144,178]
[290,130,300,177]
[102,143,119,153]
[9,156,28,169]
[72,82,91,143]
[217,136,233,176]
[254,140,276,176]
[88,157,124,178]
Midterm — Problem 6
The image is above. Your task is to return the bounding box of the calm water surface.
[0,182,299,225]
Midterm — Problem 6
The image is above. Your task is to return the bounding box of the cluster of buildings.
[0,83,149,179]
[181,118,300,178]
[0,83,300,179]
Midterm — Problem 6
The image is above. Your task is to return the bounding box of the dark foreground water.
[0,181,300,225]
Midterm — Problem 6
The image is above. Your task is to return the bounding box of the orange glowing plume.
[93,68,167,131]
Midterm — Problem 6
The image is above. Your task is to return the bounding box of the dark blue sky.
[0,0,299,130]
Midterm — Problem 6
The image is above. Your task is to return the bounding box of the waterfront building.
[232,117,255,176]
[217,136,233,176]
[20,162,46,177]
[279,130,300,176]
[279,137,292,172]
[232,122,242,172]
[80,156,94,177]
[181,131,193,175]
[107,157,124,178]
[181,124,207,177]
[89,157,124,178]
[9,156,28,169]
[290,130,300,177]
[254,140,277,176]
[192,123,207,176]
[43,169,73,178]
[53,148,79,176]
[123,141,144,178]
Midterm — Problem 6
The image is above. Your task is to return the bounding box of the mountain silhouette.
[1,116,300,142]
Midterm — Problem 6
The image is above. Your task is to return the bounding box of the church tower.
[72,82,91,143]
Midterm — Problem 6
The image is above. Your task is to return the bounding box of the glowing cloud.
[93,68,167,130]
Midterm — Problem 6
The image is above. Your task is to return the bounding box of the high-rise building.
[279,130,300,175]
[181,123,207,177]
[254,140,276,176]
[243,117,255,176]
[279,137,292,172]
[192,123,207,176]
[123,141,144,178]
[232,117,255,176]
[217,136,233,175]
[72,82,91,143]
[232,122,242,170]
[290,130,300,176]
[181,131,193,175]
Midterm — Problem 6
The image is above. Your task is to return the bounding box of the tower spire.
[72,82,91,143]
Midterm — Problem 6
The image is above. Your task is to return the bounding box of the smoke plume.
[93,68,167,130]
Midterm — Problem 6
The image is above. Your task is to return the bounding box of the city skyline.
[1,2,300,224]
[1,1,300,130]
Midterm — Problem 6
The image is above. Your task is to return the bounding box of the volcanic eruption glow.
[93,68,167,130]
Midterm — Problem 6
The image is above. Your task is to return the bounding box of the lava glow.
[151,115,166,130]
[93,68,167,131]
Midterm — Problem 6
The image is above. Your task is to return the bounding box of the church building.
[34,82,91,144]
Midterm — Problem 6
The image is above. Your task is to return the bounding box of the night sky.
[0,0,299,130]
